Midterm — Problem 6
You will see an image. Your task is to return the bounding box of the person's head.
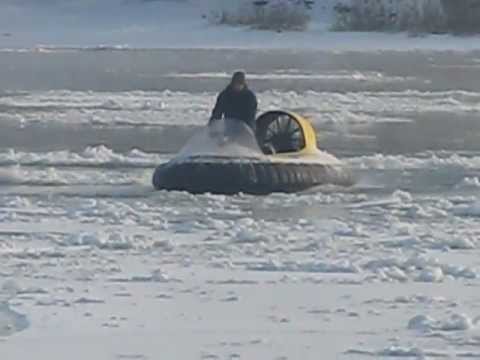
[230,71,247,92]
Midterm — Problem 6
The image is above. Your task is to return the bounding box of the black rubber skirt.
[152,156,354,195]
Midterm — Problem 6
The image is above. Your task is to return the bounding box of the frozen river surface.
[1,49,480,360]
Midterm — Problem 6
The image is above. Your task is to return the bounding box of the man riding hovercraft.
[152,71,354,194]
[209,71,258,132]
[209,71,276,154]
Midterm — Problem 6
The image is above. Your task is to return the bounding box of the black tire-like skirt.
[152,156,354,195]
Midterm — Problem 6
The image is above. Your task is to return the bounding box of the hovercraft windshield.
[177,118,265,160]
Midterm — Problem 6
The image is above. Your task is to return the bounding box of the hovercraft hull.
[152,155,354,195]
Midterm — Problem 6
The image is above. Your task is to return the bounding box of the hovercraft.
[152,110,354,195]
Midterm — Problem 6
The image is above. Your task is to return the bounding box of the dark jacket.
[209,86,258,129]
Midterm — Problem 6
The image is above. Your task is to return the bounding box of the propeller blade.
[285,118,293,133]
[289,127,301,136]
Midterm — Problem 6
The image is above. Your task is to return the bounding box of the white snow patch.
[347,346,447,358]
[166,70,414,83]
[416,267,445,283]
[454,202,480,217]
[234,229,270,244]
[60,232,136,250]
[364,255,477,282]
[366,294,455,307]
[0,303,29,337]
[350,153,480,171]
[246,259,360,274]
[1,247,65,259]
[109,269,179,283]
[382,235,478,251]
[0,168,23,185]
[456,177,480,189]
[408,313,476,332]
[0,146,164,168]
[73,297,106,305]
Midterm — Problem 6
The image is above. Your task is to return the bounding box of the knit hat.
[231,71,246,85]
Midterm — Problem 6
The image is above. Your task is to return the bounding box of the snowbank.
[1,0,480,50]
